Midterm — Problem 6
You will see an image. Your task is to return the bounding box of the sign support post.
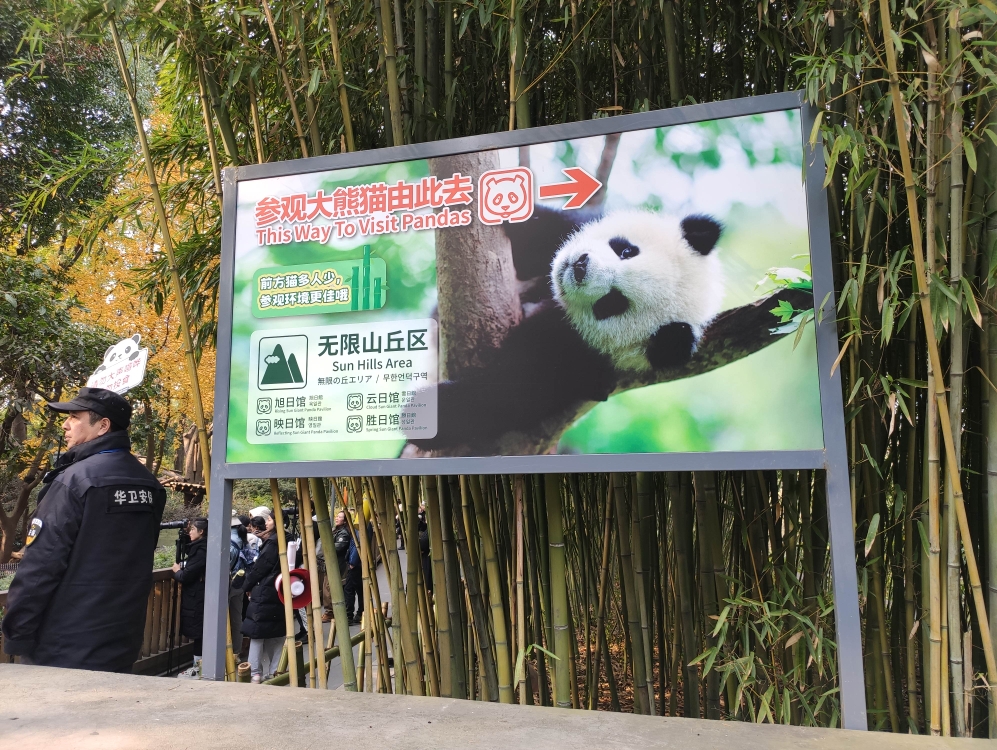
[804,103,868,730]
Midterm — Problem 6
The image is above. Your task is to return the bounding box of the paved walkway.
[0,663,990,750]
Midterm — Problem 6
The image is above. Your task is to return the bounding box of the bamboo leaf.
[908,619,920,641]
[689,648,713,666]
[712,604,731,637]
[960,276,983,328]
[963,135,977,173]
[307,66,321,97]
[808,111,824,147]
[829,333,853,376]
[864,512,880,557]
[785,631,804,649]
[846,376,864,406]
[823,135,847,188]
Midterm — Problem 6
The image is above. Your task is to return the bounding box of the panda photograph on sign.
[226,109,822,464]
[406,111,820,458]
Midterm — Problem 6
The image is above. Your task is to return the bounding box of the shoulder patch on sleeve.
[25,518,43,546]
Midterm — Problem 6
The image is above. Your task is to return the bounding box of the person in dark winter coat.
[343,526,363,625]
[242,516,284,681]
[173,518,208,676]
[1,387,166,672]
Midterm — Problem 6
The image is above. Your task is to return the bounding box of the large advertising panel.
[208,95,866,728]
[225,106,823,465]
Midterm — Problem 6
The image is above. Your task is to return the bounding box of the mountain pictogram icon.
[261,344,304,385]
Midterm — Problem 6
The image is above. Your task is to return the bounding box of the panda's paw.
[647,322,696,370]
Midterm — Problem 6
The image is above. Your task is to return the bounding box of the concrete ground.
[0,663,990,750]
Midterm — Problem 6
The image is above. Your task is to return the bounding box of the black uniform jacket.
[175,536,206,640]
[241,535,285,640]
[1,432,166,671]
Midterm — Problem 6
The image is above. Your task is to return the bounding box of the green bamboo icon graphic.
[362,245,371,310]
[349,246,378,311]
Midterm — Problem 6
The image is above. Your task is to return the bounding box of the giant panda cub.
[411,207,724,453]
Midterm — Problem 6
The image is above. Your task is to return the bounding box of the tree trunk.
[429,151,522,381]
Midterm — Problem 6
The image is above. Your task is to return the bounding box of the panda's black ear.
[681,215,722,255]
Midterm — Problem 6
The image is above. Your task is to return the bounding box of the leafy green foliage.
[0,0,129,256]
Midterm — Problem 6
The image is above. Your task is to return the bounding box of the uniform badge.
[25,518,43,547]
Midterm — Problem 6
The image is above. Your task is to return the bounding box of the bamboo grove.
[5,0,997,737]
[274,472,845,725]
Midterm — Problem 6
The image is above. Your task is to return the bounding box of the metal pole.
[803,98,868,730]
[202,168,239,681]
[202,477,233,680]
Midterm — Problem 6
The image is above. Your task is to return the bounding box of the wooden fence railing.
[0,569,193,675]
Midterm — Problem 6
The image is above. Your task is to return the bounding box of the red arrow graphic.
[538,167,603,210]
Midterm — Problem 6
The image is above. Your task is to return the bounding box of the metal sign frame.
[202,90,866,730]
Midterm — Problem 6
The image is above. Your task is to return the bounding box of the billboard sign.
[206,93,865,728]
[220,95,833,473]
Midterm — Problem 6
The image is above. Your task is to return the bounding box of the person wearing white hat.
[241,516,284,682]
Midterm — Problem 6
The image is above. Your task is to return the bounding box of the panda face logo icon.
[478,168,534,225]
[347,394,363,411]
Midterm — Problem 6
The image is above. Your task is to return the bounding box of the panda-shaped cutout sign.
[87,334,149,394]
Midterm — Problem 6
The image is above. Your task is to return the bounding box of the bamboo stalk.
[291,6,322,156]
[194,57,223,199]
[454,476,500,701]
[310,478,358,690]
[400,478,425,691]
[946,15,967,735]
[425,477,452,696]
[469,476,514,702]
[443,0,453,135]
[507,0,518,131]
[878,0,997,709]
[672,472,701,717]
[905,310,922,731]
[633,473,657,714]
[984,73,997,738]
[107,17,211,500]
[515,476,527,704]
[259,0,309,158]
[299,480,328,689]
[374,0,404,146]
[371,477,424,694]
[269,479,299,689]
[693,472,723,720]
[611,473,650,714]
[323,0,355,151]
[295,483,319,687]
[236,3,266,163]
[544,474,573,708]
[439,477,469,699]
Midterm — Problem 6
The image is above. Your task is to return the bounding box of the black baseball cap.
[48,387,132,429]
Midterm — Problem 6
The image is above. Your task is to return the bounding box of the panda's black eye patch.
[609,237,640,260]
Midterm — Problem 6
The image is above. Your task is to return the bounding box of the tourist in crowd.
[343,525,363,625]
[242,515,284,682]
[229,514,250,657]
[173,517,208,677]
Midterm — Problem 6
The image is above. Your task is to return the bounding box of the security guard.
[1,387,166,672]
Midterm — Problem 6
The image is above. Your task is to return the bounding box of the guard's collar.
[44,431,132,484]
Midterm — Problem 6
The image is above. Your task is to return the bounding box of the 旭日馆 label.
[247,319,437,444]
